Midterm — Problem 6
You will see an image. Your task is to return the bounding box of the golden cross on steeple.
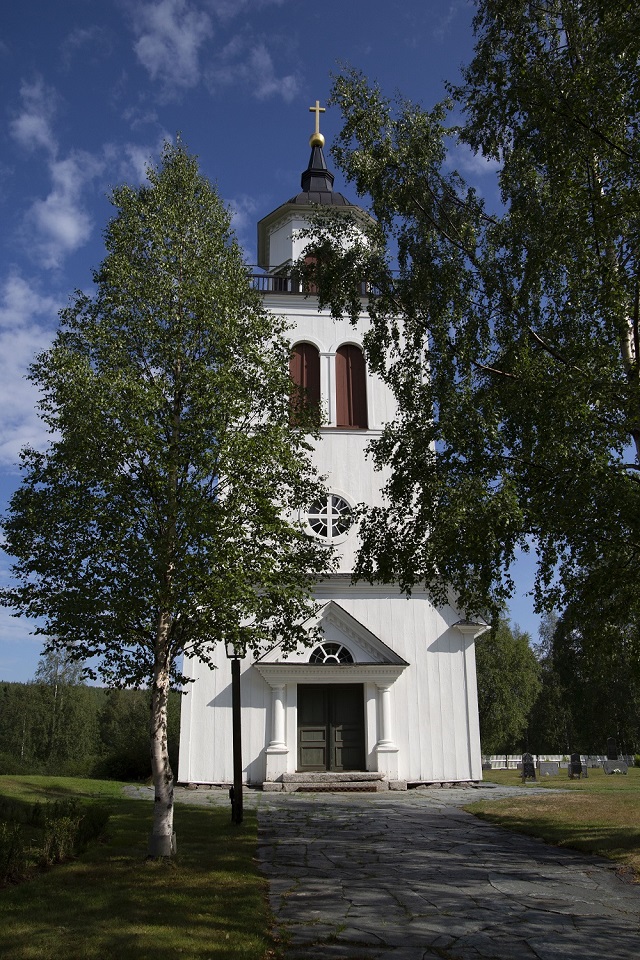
[308,100,326,147]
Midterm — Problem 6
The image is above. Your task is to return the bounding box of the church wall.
[178,583,483,786]
[266,215,316,269]
[179,645,271,785]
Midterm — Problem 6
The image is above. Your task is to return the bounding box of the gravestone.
[569,753,586,778]
[603,759,628,775]
[538,760,559,777]
[521,752,536,781]
[607,737,618,760]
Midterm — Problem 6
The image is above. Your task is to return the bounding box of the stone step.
[281,771,385,783]
[295,782,380,793]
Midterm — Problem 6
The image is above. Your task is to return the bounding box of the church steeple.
[300,144,335,194]
[256,101,372,270]
[301,100,335,193]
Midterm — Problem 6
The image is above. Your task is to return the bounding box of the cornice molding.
[254,662,406,686]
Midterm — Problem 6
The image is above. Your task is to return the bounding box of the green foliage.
[0,681,180,781]
[540,606,640,754]
[94,688,181,781]
[475,619,541,754]
[0,678,99,777]
[1,140,333,686]
[0,821,27,882]
[526,611,574,754]
[0,794,110,881]
[307,2,640,620]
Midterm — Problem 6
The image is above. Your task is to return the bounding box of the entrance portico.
[254,601,408,783]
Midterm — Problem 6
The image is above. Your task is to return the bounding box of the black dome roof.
[286,145,356,208]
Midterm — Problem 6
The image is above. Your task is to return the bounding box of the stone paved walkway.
[252,787,640,960]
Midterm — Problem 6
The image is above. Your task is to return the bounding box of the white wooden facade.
[178,131,486,787]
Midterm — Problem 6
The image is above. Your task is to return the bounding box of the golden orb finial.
[309,100,326,148]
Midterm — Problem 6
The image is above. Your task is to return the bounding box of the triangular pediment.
[256,602,408,666]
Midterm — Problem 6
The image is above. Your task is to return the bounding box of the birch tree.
[1,142,334,855]
[304,0,640,619]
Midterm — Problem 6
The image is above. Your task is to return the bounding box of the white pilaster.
[374,682,399,778]
[265,682,289,781]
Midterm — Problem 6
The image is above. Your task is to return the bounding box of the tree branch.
[527,326,583,372]
[473,360,518,379]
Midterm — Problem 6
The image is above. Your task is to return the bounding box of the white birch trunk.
[148,613,175,857]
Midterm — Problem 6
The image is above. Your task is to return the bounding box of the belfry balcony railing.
[248,270,376,297]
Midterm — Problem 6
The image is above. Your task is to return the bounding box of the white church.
[178,106,487,790]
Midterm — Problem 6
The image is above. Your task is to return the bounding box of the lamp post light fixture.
[224,638,247,825]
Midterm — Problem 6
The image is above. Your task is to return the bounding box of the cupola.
[256,101,373,271]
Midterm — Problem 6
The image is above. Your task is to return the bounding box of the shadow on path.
[256,793,640,960]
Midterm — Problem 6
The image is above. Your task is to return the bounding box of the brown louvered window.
[336,345,367,428]
[289,342,320,423]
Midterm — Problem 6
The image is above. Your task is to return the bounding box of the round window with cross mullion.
[307,494,352,540]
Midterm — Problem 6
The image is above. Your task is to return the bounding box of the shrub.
[0,821,28,882]
[39,799,110,863]
[41,814,80,866]
[1,797,110,879]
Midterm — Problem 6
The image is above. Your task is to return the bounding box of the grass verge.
[466,766,640,880]
[0,776,276,960]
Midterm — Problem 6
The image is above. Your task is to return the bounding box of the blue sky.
[0,0,539,682]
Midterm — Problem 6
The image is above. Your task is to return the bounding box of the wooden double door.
[297,684,365,772]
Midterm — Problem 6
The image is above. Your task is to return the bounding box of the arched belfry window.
[289,342,320,422]
[336,345,367,428]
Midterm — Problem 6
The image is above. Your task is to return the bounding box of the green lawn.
[467,765,640,879]
[0,777,276,960]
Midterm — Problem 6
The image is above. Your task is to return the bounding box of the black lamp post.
[224,638,246,824]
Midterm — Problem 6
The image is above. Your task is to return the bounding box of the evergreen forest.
[0,679,180,781]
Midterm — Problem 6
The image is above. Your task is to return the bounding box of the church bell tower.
[255,101,394,575]
[178,104,486,791]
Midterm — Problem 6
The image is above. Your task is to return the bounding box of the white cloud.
[132,0,214,93]
[0,273,59,467]
[9,77,58,156]
[449,141,502,177]
[229,193,261,256]
[207,0,287,21]
[26,152,104,269]
[250,44,298,101]
[60,26,112,68]
[432,1,471,42]
[116,143,156,183]
[122,104,160,130]
[103,134,171,185]
[10,81,107,268]
[11,78,102,268]
[128,1,298,102]
[208,37,299,102]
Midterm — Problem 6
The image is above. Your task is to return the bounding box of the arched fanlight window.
[309,642,354,664]
[336,344,367,428]
[289,342,320,423]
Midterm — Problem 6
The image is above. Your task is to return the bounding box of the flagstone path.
[252,787,640,960]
